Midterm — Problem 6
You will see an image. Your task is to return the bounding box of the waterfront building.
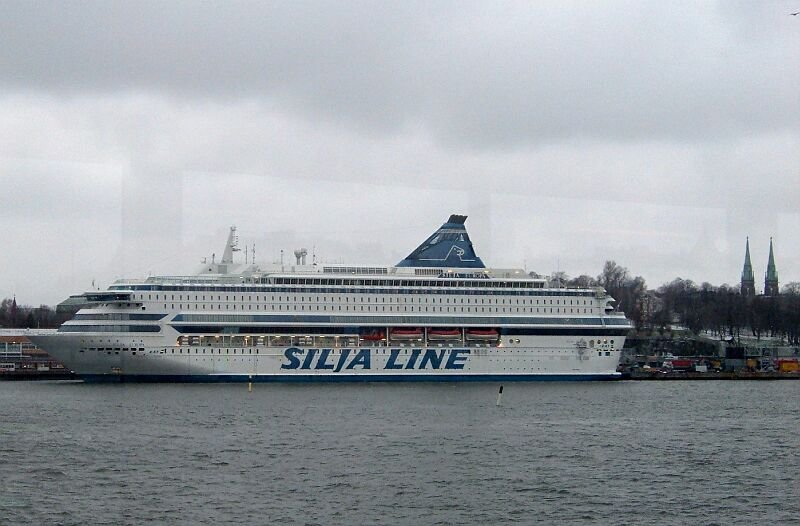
[0,331,66,374]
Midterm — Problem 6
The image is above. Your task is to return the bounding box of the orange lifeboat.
[390,328,424,340]
[465,328,499,340]
[360,330,386,341]
[427,328,462,341]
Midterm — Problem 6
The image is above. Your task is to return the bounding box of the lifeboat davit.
[427,328,462,341]
[465,328,499,340]
[390,328,424,340]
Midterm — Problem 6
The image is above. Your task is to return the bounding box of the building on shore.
[764,238,779,296]
[0,331,69,374]
[740,237,779,297]
[740,237,756,297]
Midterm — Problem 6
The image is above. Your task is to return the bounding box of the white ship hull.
[28,333,624,382]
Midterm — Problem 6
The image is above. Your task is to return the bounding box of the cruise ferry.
[29,215,632,382]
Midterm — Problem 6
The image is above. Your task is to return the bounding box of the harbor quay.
[0,331,75,380]
[619,333,799,380]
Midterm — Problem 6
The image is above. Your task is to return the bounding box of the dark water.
[1,381,798,525]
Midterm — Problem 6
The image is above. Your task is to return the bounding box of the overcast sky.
[1,1,798,305]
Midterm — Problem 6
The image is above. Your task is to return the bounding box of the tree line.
[540,261,800,345]
[644,276,800,345]
[0,298,67,329]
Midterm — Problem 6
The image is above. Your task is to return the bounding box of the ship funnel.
[294,248,308,265]
[221,226,240,264]
[397,214,485,268]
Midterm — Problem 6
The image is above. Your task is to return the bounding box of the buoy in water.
[496,385,504,406]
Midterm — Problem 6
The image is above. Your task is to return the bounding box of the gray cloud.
[0,1,798,304]
[2,1,797,147]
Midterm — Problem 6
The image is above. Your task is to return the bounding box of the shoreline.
[622,370,800,380]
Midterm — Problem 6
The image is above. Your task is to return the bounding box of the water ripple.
[0,381,798,525]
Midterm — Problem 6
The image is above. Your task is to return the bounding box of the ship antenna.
[252,244,256,264]
[557,258,561,288]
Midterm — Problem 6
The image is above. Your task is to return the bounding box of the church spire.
[740,237,755,297]
[765,237,779,296]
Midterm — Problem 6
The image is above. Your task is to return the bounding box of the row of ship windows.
[114,281,562,291]
[271,278,542,288]
[79,348,144,355]
[135,294,594,306]
[60,325,161,333]
[157,304,597,314]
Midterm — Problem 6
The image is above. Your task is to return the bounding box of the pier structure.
[0,330,72,379]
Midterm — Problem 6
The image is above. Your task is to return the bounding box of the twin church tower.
[740,238,779,297]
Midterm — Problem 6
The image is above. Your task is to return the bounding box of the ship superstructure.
[29,215,632,382]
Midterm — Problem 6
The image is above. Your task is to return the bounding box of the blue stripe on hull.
[79,373,621,383]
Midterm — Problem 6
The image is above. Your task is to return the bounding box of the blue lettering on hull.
[279,348,471,371]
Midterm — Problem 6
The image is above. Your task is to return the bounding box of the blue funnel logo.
[397,215,485,269]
